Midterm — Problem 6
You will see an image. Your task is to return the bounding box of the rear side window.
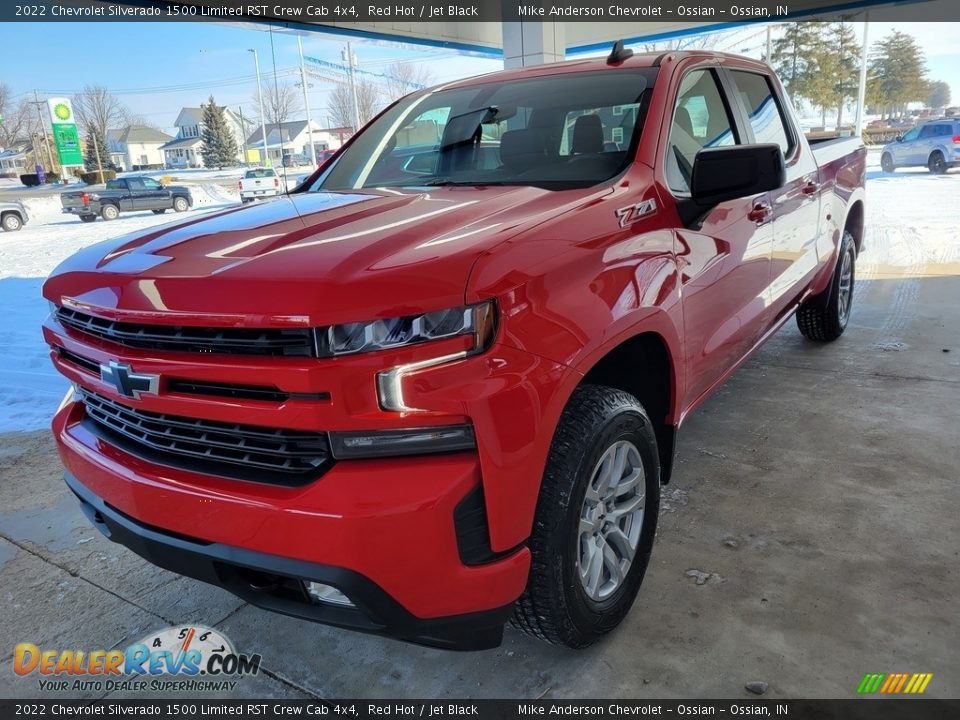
[729,70,793,157]
[666,69,738,194]
[105,179,123,190]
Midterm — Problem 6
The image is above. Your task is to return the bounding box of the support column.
[502,21,565,68]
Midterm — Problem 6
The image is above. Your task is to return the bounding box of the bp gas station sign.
[46,97,84,166]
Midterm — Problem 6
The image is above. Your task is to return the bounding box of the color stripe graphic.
[857,673,933,694]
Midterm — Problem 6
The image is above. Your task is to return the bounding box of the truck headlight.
[314,301,496,358]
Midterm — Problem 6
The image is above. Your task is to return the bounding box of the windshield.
[316,69,656,191]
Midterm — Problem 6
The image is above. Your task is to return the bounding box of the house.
[161,106,245,168]
[105,129,127,169]
[119,127,172,170]
[0,143,32,177]
[246,121,352,165]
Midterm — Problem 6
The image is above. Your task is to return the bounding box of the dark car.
[60,176,193,222]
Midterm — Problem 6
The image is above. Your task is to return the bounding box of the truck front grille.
[78,389,331,485]
[57,307,315,357]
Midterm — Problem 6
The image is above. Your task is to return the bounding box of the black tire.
[512,384,660,648]
[796,230,856,342]
[100,204,119,221]
[79,215,97,223]
[928,151,947,174]
[880,154,894,173]
[152,209,166,215]
[173,196,189,212]
[1,213,23,232]
[241,198,252,204]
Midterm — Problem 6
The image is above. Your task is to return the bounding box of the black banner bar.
[2,0,960,23]
[2,700,960,720]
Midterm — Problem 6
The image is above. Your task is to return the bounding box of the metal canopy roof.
[303,0,913,56]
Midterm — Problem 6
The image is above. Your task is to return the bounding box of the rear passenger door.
[726,68,821,318]
[664,67,774,410]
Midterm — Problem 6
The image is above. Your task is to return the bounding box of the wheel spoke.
[605,525,637,563]
[609,492,644,520]
[579,516,596,536]
[581,539,604,597]
[613,468,643,497]
[602,541,624,588]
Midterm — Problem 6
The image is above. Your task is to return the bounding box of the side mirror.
[679,144,785,228]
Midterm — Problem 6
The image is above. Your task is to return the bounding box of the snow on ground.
[0,183,239,433]
[0,153,958,433]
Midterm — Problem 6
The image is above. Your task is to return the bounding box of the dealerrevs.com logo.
[14,625,261,693]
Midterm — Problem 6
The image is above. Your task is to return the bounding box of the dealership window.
[666,69,738,194]
[729,70,793,156]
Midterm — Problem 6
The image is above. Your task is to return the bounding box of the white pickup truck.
[238,167,282,203]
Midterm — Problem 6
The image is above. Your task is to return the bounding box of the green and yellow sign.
[46,97,83,166]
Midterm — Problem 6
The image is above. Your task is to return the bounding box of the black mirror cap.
[690,144,786,208]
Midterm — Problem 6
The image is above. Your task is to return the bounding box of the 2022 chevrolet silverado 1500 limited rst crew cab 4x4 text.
[42,48,865,650]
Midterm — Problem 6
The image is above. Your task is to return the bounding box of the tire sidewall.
[101,205,118,220]
[2,214,21,231]
[174,197,188,212]
[881,154,893,173]
[831,232,856,329]
[929,152,945,174]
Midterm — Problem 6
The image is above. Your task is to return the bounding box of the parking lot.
[1,160,958,699]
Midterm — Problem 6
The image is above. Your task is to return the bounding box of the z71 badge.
[615,199,658,228]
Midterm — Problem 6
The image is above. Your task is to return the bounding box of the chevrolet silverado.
[43,47,865,650]
[61,176,192,222]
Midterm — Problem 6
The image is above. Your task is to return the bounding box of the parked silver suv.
[881,119,960,174]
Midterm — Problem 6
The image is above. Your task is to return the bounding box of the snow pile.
[0,185,238,433]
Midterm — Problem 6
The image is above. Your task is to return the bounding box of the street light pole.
[248,48,269,166]
[342,42,361,133]
[297,35,317,167]
[855,15,870,138]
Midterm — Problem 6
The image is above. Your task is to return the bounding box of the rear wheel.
[928,151,947,174]
[796,230,855,342]
[512,384,660,648]
[172,196,189,212]
[1,213,23,232]
[79,215,97,223]
[100,204,119,221]
[152,209,166,215]
[880,154,894,173]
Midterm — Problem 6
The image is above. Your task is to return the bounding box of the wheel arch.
[578,331,679,485]
[844,199,865,255]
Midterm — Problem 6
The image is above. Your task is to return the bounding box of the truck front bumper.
[64,470,513,650]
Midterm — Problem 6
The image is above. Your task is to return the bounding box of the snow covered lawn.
[1,151,957,434]
[0,183,239,433]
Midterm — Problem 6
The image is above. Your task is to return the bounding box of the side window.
[919,125,937,139]
[666,69,738,194]
[729,70,793,156]
[901,127,921,142]
[936,125,952,137]
[142,178,161,190]
[126,178,145,190]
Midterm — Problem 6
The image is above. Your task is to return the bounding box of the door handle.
[747,202,772,224]
[802,181,820,195]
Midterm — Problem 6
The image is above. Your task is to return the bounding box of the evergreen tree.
[867,31,927,119]
[771,23,820,109]
[83,127,112,179]
[926,80,951,109]
[200,96,239,169]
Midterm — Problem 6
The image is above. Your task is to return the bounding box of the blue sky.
[1,21,958,135]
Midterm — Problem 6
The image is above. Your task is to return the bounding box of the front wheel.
[796,230,855,342]
[512,384,660,648]
[880,154,894,173]
[928,151,948,174]
[172,196,189,212]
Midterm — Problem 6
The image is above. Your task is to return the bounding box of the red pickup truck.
[42,49,865,650]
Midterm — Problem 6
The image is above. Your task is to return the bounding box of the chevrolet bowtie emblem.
[100,361,160,399]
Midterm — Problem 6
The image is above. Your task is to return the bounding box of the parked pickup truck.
[61,176,192,222]
[43,48,865,650]
[239,167,282,202]
[1,200,28,232]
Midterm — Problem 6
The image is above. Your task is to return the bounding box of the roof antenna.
[607,40,634,65]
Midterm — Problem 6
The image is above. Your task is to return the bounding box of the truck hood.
[43,187,583,325]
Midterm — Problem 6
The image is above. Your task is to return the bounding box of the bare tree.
[254,82,300,127]
[328,77,382,131]
[0,85,42,148]
[72,84,129,138]
[382,61,434,102]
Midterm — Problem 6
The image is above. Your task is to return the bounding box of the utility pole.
[248,48,269,166]
[765,25,772,61]
[32,90,56,172]
[342,42,361,133]
[91,132,105,183]
[238,105,249,163]
[855,15,870,138]
[297,35,317,166]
